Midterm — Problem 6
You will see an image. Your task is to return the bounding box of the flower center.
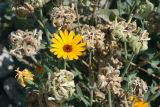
[63,45,72,52]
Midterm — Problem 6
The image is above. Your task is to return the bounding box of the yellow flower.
[129,96,149,107]
[15,68,34,87]
[50,30,86,60]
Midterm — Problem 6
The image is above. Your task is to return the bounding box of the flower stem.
[75,0,81,31]
[64,60,67,69]
[32,9,51,46]
[122,54,136,77]
[107,85,112,107]
[89,51,94,106]
[60,102,63,107]
[124,42,128,59]
[148,90,160,102]
[39,9,51,46]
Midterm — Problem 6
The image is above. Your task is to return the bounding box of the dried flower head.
[94,89,106,102]
[15,68,34,87]
[9,29,42,59]
[129,77,148,97]
[99,56,122,72]
[111,18,137,42]
[129,29,150,54]
[11,0,49,18]
[96,23,121,56]
[108,17,150,54]
[97,64,122,95]
[47,70,75,102]
[50,6,76,29]
[11,1,34,18]
[81,25,105,51]
[95,87,129,107]
[129,96,149,107]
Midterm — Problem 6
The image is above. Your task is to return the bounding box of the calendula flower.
[15,68,34,87]
[129,96,149,107]
[50,30,86,60]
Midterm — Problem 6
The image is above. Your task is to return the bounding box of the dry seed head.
[108,18,150,54]
[9,29,42,58]
[99,57,122,71]
[128,29,150,54]
[129,77,148,97]
[47,70,75,102]
[96,24,121,55]
[11,1,34,18]
[81,24,105,51]
[50,6,76,30]
[112,89,129,107]
[11,0,49,18]
[111,19,137,42]
[110,57,123,70]
[94,89,106,102]
[97,64,122,95]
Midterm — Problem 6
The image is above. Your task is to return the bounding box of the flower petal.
[74,51,82,56]
[51,38,59,44]
[62,52,67,59]
[71,34,82,46]
[68,31,74,44]
[54,49,61,55]
[67,53,74,60]
[54,33,64,45]
[59,30,67,44]
[74,46,85,51]
[50,48,59,52]
[51,44,63,49]
[76,42,86,47]
[57,49,64,58]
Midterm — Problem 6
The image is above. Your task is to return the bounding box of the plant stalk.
[107,85,112,107]
[64,60,67,69]
[75,0,81,32]
[122,54,136,77]
[124,42,128,59]
[89,51,94,106]
[32,9,51,46]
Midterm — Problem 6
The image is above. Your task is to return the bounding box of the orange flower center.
[63,45,72,52]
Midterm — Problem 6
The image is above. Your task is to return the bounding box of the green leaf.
[122,81,130,91]
[157,2,160,13]
[126,0,132,6]
[63,0,70,5]
[72,66,83,80]
[150,81,156,94]
[76,84,84,98]
[143,90,151,101]
[147,68,154,74]
[150,92,160,101]
[81,97,90,106]
[150,60,160,69]
[74,87,90,106]
[96,9,119,22]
